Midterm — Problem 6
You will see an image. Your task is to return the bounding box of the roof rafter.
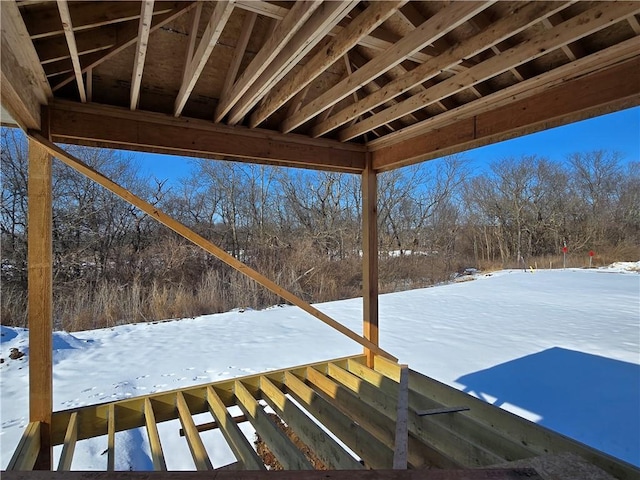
[369,36,640,155]
[249,0,407,129]
[311,1,570,139]
[281,1,492,134]
[339,1,640,142]
[23,1,180,39]
[57,0,86,102]
[174,0,235,117]
[225,0,358,126]
[52,2,196,91]
[220,10,257,103]
[35,27,116,64]
[371,55,640,171]
[214,0,322,123]
[542,12,585,62]
[0,0,52,129]
[130,0,154,110]
[235,0,445,66]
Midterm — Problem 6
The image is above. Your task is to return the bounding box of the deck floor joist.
[6,355,638,478]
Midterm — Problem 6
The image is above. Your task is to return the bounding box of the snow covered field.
[1,264,639,470]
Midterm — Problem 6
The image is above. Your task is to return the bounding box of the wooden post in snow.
[27,134,53,469]
[362,154,379,368]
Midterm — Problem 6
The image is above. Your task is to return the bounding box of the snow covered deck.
[7,354,637,478]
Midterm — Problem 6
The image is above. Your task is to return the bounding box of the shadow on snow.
[456,347,640,467]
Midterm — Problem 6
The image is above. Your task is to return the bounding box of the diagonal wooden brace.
[27,132,397,362]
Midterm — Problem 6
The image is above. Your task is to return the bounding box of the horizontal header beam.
[371,57,640,171]
[47,101,366,173]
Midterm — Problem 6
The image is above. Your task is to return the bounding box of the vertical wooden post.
[28,136,53,469]
[362,154,379,368]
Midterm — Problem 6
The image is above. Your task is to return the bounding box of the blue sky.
[134,106,640,182]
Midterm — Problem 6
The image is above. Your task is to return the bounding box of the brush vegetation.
[2,129,638,331]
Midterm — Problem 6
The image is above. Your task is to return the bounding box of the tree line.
[2,128,638,331]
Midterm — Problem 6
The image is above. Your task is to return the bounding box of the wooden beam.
[0,468,547,479]
[35,27,116,65]
[23,1,180,39]
[234,380,313,470]
[362,155,378,368]
[368,34,640,153]
[26,133,396,362]
[48,101,366,173]
[179,415,248,436]
[406,368,638,480]
[226,1,357,125]
[259,376,363,470]
[182,2,203,83]
[130,0,154,110]
[371,56,640,171]
[311,1,569,138]
[343,359,532,465]
[56,412,78,471]
[283,371,394,469]
[281,1,492,133]
[219,10,257,103]
[341,1,640,142]
[214,1,321,123]
[56,0,87,102]
[27,137,53,470]
[235,1,445,66]
[86,68,92,102]
[6,422,41,471]
[174,1,235,116]
[206,386,265,471]
[107,404,115,471]
[249,1,406,128]
[48,356,364,445]
[176,392,213,470]
[392,366,409,469]
[542,12,585,62]
[0,1,51,130]
[304,366,404,466]
[144,399,167,471]
[330,360,507,468]
[53,3,196,92]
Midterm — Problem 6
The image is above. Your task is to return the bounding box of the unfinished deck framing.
[8,355,638,478]
[1,0,639,475]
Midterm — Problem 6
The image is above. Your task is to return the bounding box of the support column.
[362,154,379,368]
[28,137,53,469]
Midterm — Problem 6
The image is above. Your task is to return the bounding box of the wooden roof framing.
[2,0,638,172]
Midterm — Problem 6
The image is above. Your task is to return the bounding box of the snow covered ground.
[1,264,639,470]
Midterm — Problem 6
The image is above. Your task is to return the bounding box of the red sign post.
[562,246,568,268]
[589,250,595,267]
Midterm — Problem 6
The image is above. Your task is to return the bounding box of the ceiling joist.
[311,1,572,139]
[281,1,493,134]
[130,0,154,110]
[371,56,640,171]
[52,2,196,91]
[57,0,86,102]
[220,10,257,103]
[339,1,640,142]
[174,0,235,117]
[0,0,51,129]
[369,36,640,153]
[249,0,407,129]
[214,0,321,123]
[3,0,638,173]
[225,0,359,126]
